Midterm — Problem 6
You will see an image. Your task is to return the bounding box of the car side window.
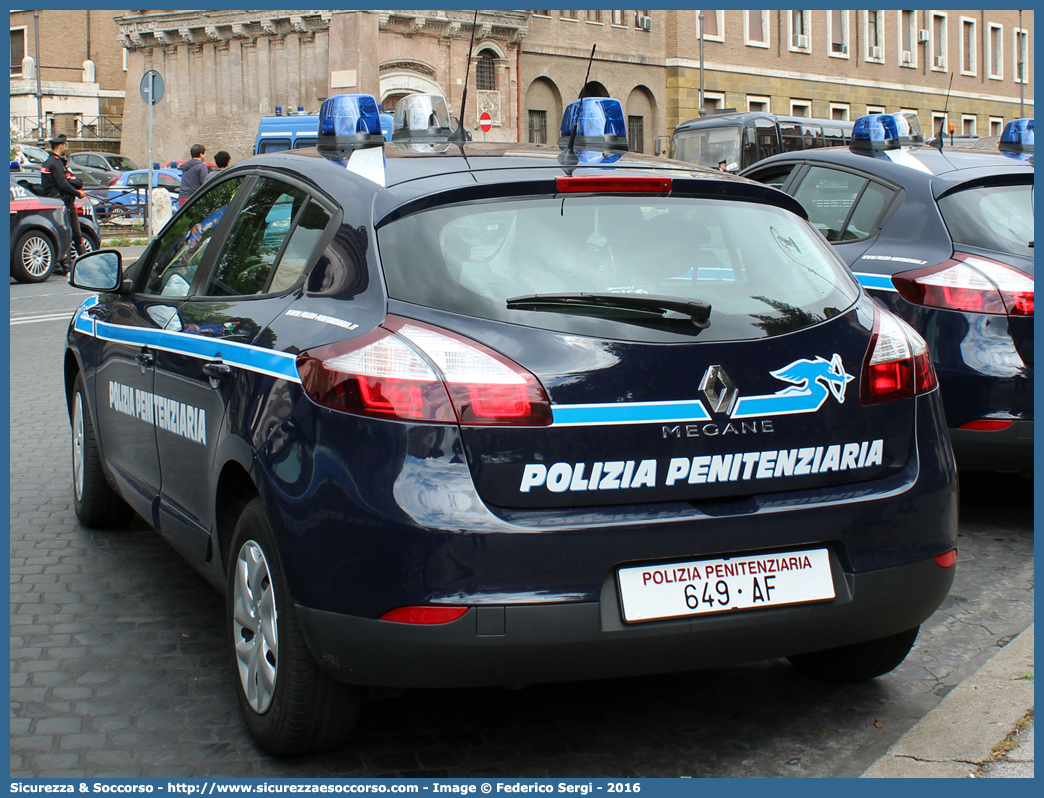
[70,154,88,166]
[142,177,244,298]
[747,164,797,190]
[842,181,896,241]
[793,166,869,242]
[87,155,108,169]
[159,174,180,189]
[128,174,148,188]
[205,178,311,297]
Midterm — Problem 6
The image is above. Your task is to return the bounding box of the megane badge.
[699,365,738,415]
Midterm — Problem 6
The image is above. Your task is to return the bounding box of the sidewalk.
[861,625,1034,778]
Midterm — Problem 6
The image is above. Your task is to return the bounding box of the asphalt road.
[10,272,1035,778]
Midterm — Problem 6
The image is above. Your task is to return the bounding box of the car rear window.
[937,183,1034,258]
[378,196,859,343]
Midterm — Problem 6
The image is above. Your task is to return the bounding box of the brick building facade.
[9,10,127,148]
[665,10,1033,137]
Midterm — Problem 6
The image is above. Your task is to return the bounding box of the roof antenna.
[559,44,598,167]
[930,73,954,151]
[448,9,479,143]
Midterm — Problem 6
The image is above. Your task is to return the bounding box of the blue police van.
[255,106,393,154]
[66,92,957,754]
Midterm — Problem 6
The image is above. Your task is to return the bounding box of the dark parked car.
[11,172,102,255]
[9,182,73,283]
[742,113,1033,472]
[64,94,957,755]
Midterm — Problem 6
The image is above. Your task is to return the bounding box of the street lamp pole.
[698,11,706,117]
[1018,10,1024,118]
[34,10,43,142]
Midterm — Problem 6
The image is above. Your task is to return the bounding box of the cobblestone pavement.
[10,275,1035,778]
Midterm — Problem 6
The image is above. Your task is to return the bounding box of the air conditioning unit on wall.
[902,50,913,63]
[793,34,809,48]
[917,29,930,43]
[870,46,883,59]
[638,15,652,31]
[934,56,946,68]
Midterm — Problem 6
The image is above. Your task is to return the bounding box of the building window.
[865,10,884,62]
[122,47,129,72]
[747,95,770,113]
[476,51,497,92]
[829,11,849,57]
[628,115,644,153]
[931,112,949,139]
[586,11,601,24]
[610,11,624,26]
[899,10,916,67]
[790,100,812,118]
[533,11,551,18]
[634,10,651,29]
[959,17,976,75]
[1014,28,1028,84]
[745,11,769,47]
[989,117,1004,136]
[698,11,724,41]
[988,23,1003,79]
[560,11,577,21]
[961,115,977,136]
[11,27,26,76]
[931,12,947,71]
[788,10,811,52]
[528,110,547,144]
[866,105,885,115]
[703,91,725,113]
[830,103,850,121]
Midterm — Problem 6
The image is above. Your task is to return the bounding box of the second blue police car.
[743,113,1034,472]
[65,94,958,754]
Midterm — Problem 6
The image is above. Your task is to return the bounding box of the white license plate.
[618,548,835,623]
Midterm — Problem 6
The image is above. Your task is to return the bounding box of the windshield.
[70,167,103,186]
[378,195,859,343]
[672,126,742,171]
[21,145,48,164]
[109,154,139,170]
[938,183,1034,258]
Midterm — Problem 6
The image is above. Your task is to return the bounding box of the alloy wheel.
[233,541,279,713]
[21,236,52,277]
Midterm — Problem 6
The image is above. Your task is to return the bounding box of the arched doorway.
[524,77,562,144]
[625,85,657,154]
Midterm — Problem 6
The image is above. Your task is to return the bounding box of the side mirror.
[654,136,670,158]
[69,249,124,293]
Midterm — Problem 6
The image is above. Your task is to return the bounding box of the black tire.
[227,497,363,755]
[70,373,135,528]
[11,230,57,283]
[787,626,920,684]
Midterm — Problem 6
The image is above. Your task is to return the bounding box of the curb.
[861,624,1034,777]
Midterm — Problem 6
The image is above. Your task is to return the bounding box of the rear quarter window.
[378,195,859,343]
[937,183,1034,258]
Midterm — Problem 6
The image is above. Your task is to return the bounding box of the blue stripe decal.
[853,272,897,291]
[552,400,711,427]
[90,318,301,383]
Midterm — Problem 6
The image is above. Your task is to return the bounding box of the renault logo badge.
[700,365,738,415]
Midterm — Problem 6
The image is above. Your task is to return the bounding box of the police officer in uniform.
[40,134,88,270]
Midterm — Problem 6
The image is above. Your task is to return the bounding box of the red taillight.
[892,253,1033,317]
[296,317,553,426]
[556,176,672,194]
[109,177,120,186]
[380,606,468,624]
[934,549,957,568]
[861,308,938,404]
[959,419,1015,431]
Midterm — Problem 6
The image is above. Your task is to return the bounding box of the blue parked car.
[105,168,182,218]
[742,114,1034,472]
[64,95,958,754]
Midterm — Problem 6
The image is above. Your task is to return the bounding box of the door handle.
[134,351,155,372]
[202,362,233,379]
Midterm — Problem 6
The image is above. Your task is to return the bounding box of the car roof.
[224,141,809,220]
[747,144,1033,188]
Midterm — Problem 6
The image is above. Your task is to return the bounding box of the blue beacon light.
[1000,118,1034,153]
[317,93,385,157]
[558,97,629,152]
[850,112,922,152]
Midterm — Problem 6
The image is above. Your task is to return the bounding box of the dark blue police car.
[743,113,1034,472]
[65,94,958,754]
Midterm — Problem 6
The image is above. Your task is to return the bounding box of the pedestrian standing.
[204,150,231,183]
[39,134,87,271]
[177,143,209,208]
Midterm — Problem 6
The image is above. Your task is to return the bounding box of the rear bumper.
[296,554,954,689]
[949,420,1033,472]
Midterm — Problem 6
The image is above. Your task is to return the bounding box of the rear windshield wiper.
[506,292,711,329]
